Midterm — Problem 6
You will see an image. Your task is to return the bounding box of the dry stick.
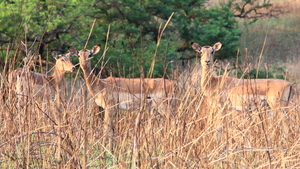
[56,75,62,169]
[148,12,174,78]
[235,48,240,78]
[256,32,272,168]
[101,24,111,69]
[82,79,88,169]
[133,12,174,168]
[84,19,97,50]
[244,48,249,77]
[264,63,269,78]
[99,26,114,156]
[258,112,272,169]
[1,45,10,85]
[256,32,268,78]
[83,18,97,169]
[23,23,32,169]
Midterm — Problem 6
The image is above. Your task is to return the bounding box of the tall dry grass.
[1,2,300,167]
[1,45,300,168]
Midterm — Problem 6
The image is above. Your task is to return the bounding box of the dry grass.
[1,1,300,167]
[238,0,300,63]
[1,56,300,168]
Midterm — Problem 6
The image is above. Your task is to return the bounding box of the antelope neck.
[81,62,101,96]
[47,66,65,87]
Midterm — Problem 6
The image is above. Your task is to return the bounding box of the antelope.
[191,42,292,111]
[72,44,175,113]
[8,48,76,103]
[72,44,175,148]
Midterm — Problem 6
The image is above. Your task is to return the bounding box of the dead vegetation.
[1,49,300,168]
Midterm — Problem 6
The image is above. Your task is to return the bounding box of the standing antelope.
[72,44,175,148]
[8,48,76,103]
[191,42,292,111]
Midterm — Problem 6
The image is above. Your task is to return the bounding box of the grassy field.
[238,0,300,81]
[1,0,300,168]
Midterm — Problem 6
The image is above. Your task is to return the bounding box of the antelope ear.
[51,50,60,60]
[191,42,201,52]
[68,46,78,57]
[213,42,222,51]
[91,44,101,55]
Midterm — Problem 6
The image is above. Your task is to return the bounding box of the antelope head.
[51,48,77,73]
[191,42,222,68]
[75,44,101,70]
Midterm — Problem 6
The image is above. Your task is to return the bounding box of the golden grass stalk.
[148,12,174,78]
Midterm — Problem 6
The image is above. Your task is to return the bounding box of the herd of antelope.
[7,42,293,118]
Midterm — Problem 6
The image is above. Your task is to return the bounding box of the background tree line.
[0,0,281,78]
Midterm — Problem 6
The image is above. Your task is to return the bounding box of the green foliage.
[248,69,274,79]
[0,0,241,77]
[235,69,286,80]
[194,3,241,60]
